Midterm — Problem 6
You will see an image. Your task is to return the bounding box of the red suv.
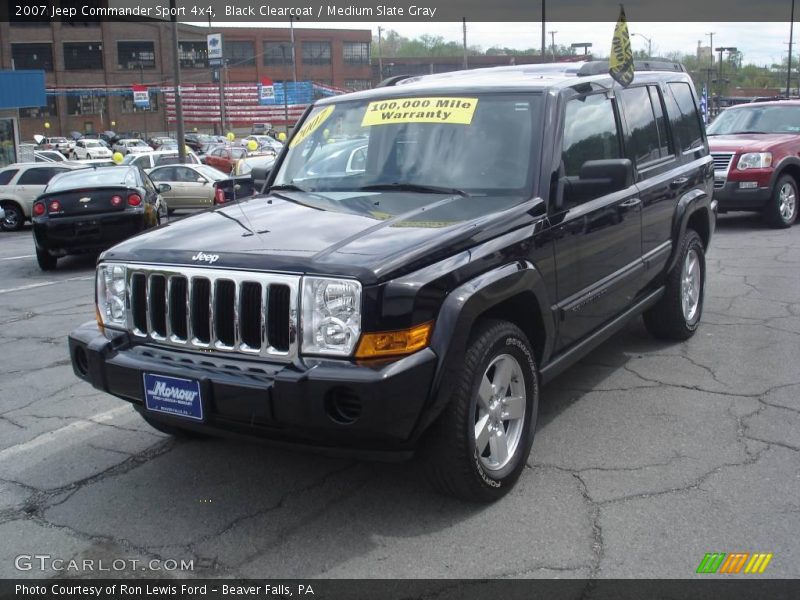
[707,100,800,227]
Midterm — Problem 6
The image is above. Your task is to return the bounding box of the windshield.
[85,141,103,147]
[707,105,800,135]
[127,140,147,147]
[46,167,136,192]
[273,93,540,195]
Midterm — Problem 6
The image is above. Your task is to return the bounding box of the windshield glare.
[273,94,539,195]
[707,105,800,135]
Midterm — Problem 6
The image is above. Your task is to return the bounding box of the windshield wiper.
[357,182,469,197]
[268,183,309,193]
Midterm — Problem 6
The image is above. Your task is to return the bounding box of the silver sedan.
[147,163,233,212]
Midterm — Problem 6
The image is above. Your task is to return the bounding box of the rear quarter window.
[18,168,60,185]
[667,82,706,153]
[0,169,19,185]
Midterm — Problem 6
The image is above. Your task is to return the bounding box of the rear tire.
[763,175,798,228]
[36,247,57,271]
[643,229,705,340]
[1,203,24,231]
[423,319,539,503]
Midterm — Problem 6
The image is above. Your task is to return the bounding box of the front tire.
[763,175,798,228]
[643,229,705,340]
[36,247,57,270]
[424,319,539,503]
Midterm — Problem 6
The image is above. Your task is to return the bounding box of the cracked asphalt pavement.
[0,213,798,580]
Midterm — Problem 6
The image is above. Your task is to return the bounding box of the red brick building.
[0,20,372,139]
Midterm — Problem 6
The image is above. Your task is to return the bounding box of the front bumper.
[33,212,147,255]
[713,180,772,211]
[68,322,438,458]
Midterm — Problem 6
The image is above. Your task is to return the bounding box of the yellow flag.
[609,5,634,87]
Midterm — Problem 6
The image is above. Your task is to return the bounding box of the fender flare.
[411,260,554,439]
[667,188,710,273]
[768,156,800,189]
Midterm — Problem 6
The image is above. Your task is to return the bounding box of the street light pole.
[169,0,185,164]
[631,32,652,58]
[139,58,148,141]
[548,30,557,61]
[377,26,384,81]
[280,45,290,135]
[788,0,795,97]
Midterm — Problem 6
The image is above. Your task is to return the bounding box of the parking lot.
[0,214,798,579]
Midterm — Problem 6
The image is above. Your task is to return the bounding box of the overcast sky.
[212,21,796,67]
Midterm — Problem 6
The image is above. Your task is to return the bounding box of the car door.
[173,166,212,208]
[616,83,683,275]
[550,90,644,351]
[148,167,184,208]
[15,166,70,215]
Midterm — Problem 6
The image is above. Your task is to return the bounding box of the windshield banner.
[361,98,479,127]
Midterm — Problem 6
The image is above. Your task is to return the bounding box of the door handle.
[670,176,690,189]
[620,198,641,208]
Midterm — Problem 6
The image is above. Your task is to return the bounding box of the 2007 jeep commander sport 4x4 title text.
[69,61,716,502]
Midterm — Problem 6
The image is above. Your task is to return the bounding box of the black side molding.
[540,287,665,384]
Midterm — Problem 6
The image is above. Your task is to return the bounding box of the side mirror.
[578,159,634,191]
[561,158,633,208]
[197,177,206,184]
[158,183,172,193]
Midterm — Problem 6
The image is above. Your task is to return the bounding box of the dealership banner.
[1,0,798,21]
[132,85,149,108]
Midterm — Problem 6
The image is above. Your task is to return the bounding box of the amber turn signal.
[355,321,434,359]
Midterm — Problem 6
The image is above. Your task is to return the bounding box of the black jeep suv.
[69,61,716,502]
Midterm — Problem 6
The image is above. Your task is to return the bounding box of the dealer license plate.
[143,373,203,421]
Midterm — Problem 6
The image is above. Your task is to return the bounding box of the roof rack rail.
[376,75,413,87]
[577,60,686,77]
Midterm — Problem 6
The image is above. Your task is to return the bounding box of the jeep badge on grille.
[191,252,219,264]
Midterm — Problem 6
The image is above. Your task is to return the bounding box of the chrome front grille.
[125,265,299,360]
[711,152,735,190]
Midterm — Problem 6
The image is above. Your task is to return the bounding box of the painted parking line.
[0,275,93,295]
[0,255,35,261]
[0,406,132,464]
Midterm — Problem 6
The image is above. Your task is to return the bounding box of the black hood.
[102,191,543,284]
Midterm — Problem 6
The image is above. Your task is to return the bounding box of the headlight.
[737,152,772,170]
[96,263,127,328]
[301,277,362,356]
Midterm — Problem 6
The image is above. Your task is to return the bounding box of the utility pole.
[706,32,715,113]
[377,26,384,81]
[549,30,557,61]
[289,16,297,84]
[280,45,290,135]
[462,18,468,69]
[139,58,148,141]
[170,0,185,163]
[541,0,546,63]
[788,0,795,97]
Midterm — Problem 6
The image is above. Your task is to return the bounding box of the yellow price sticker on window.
[361,97,479,127]
[290,105,335,148]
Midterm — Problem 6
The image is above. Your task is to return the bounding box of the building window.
[178,41,208,68]
[64,42,104,70]
[117,41,155,70]
[11,43,54,71]
[225,41,255,67]
[263,42,293,65]
[66,94,107,116]
[19,96,58,119]
[303,42,331,65]
[120,92,159,113]
[343,42,370,65]
[345,79,372,91]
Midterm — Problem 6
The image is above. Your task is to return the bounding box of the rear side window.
[668,82,705,152]
[132,155,151,168]
[0,169,18,185]
[18,167,62,185]
[618,86,670,166]
[562,93,622,177]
